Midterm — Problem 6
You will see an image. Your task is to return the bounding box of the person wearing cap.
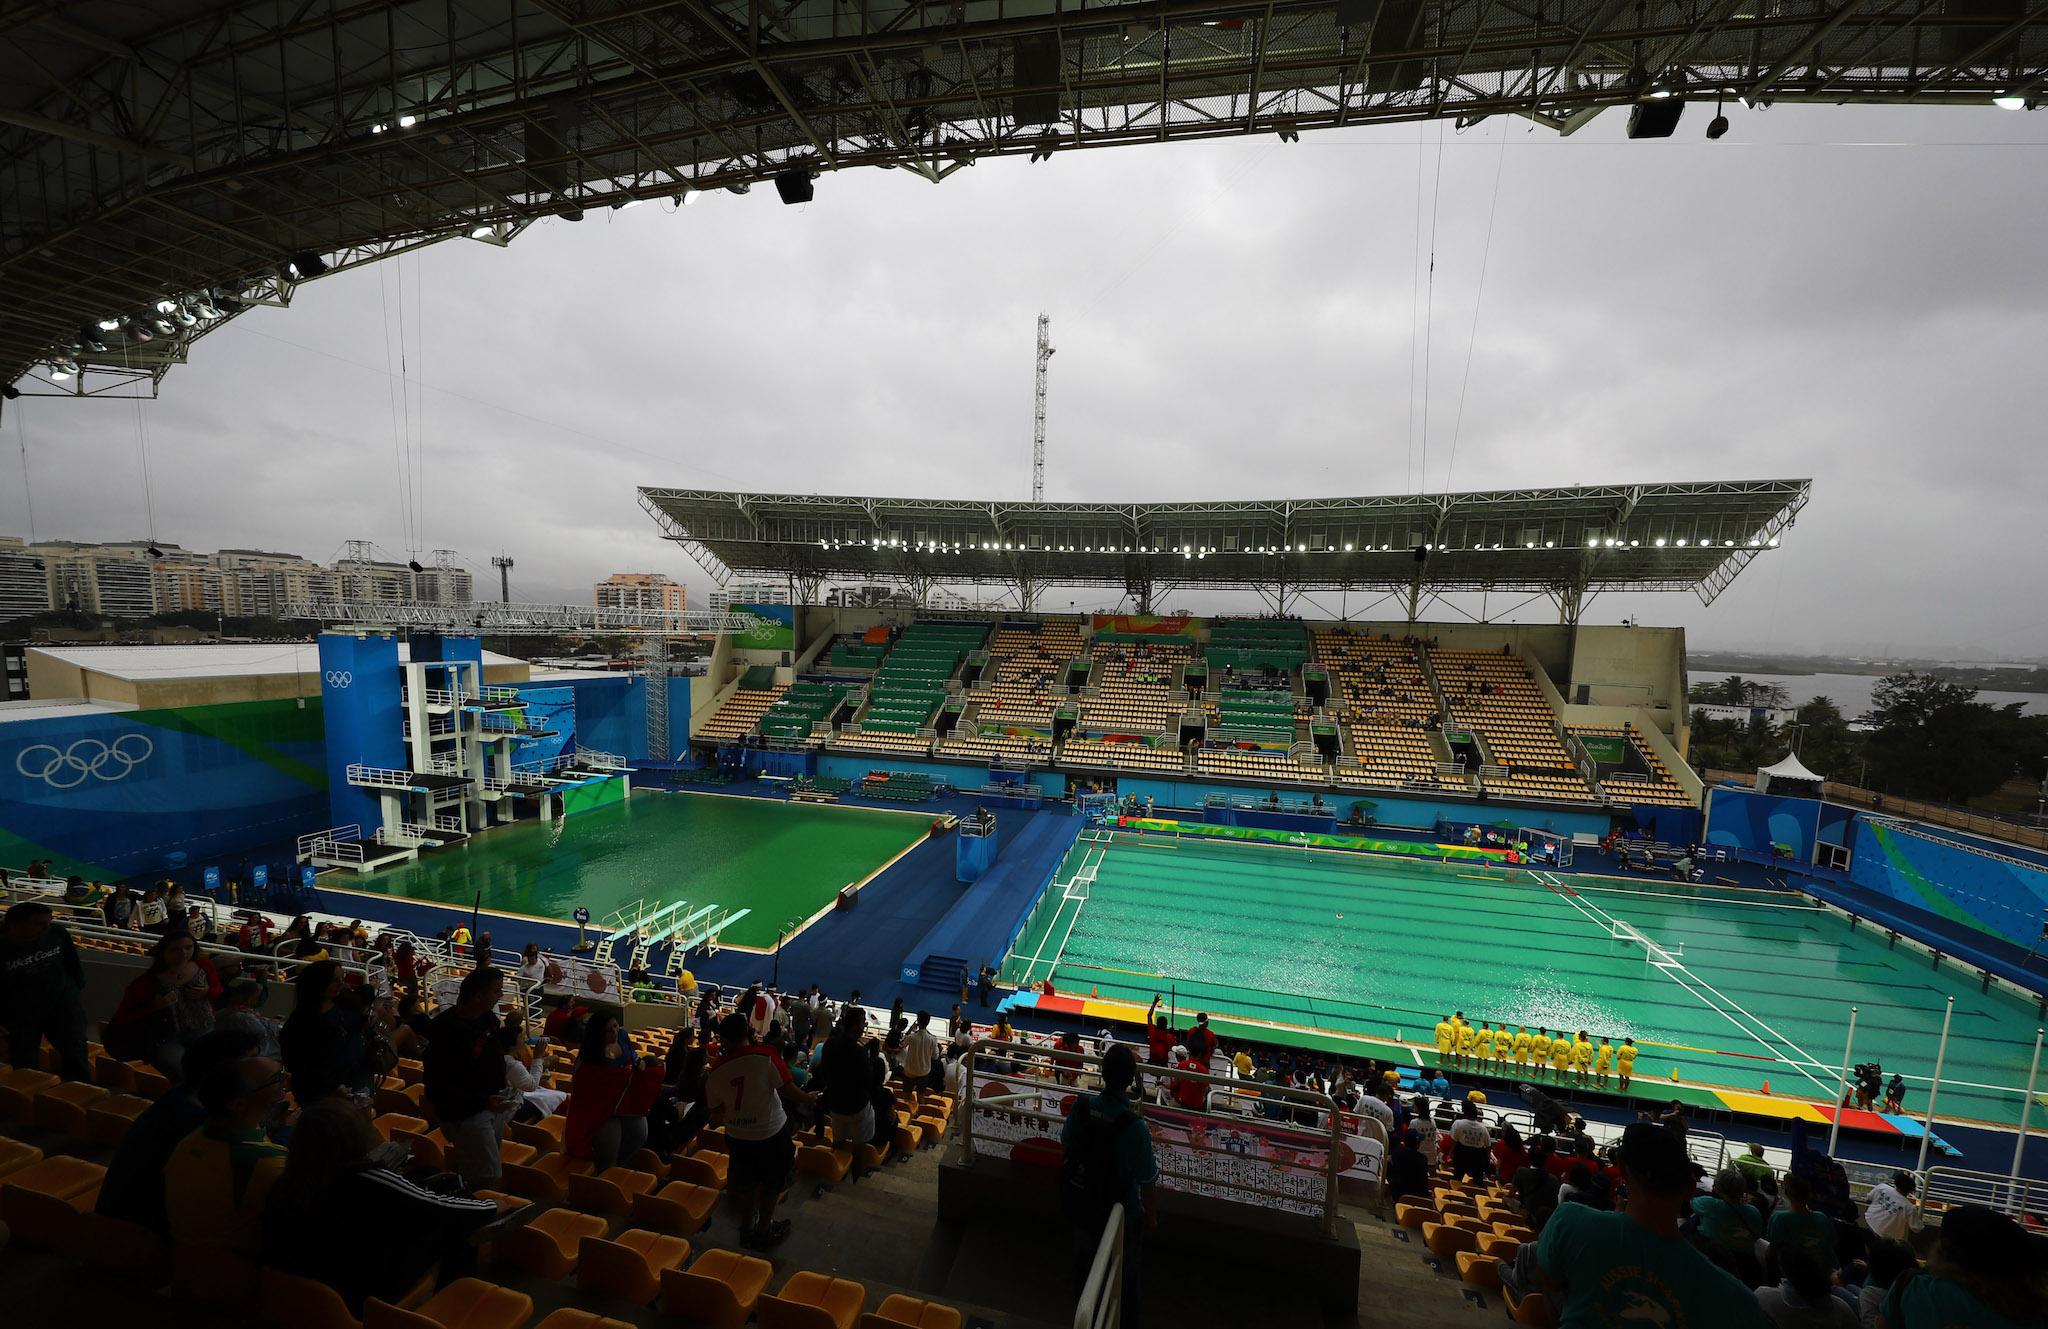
[1529,1121,1770,1328]
[1877,1204,2040,1329]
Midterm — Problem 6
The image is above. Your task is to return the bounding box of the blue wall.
[1703,786,1824,863]
[512,686,576,768]
[318,633,404,830]
[1107,776,1612,838]
[0,698,328,880]
[1847,820,2048,951]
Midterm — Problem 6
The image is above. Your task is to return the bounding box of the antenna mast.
[1031,312,1054,501]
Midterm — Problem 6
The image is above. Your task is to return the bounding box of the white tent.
[1756,750,1825,794]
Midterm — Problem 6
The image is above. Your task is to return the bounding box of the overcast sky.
[5,103,2045,660]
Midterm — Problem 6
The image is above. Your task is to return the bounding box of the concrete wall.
[1105,774,1614,838]
[1563,625,1688,746]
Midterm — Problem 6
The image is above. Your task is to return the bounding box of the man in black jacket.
[0,901,91,1080]
[812,1007,875,1158]
[424,966,510,1191]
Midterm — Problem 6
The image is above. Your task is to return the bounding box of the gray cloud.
[4,103,2044,657]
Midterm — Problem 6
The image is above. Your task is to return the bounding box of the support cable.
[1443,120,1510,493]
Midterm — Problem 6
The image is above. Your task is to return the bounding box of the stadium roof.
[26,642,526,680]
[640,479,1811,612]
[6,2,2043,396]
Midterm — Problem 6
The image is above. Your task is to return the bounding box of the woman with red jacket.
[564,1012,666,1171]
[107,930,221,1077]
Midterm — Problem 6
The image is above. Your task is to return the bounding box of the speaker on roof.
[1363,0,1427,94]
[1626,98,1686,139]
[1011,36,1062,126]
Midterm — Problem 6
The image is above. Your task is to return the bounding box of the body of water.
[1691,670,2048,718]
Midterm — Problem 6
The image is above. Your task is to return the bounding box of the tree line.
[1687,672,2048,806]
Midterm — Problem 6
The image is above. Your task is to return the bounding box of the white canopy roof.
[1759,751,1825,783]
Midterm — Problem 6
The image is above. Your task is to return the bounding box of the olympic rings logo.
[14,734,155,789]
[324,670,352,689]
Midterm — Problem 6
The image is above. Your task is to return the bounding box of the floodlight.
[78,325,107,352]
[155,299,179,314]
[1654,538,1667,547]
[285,252,330,279]
[130,324,154,343]
[1993,95,2027,110]
[470,225,495,238]
[1706,114,1729,139]
[50,360,78,380]
[1544,540,1555,548]
[97,318,124,331]
[147,545,164,559]
[398,114,417,128]
[1343,543,1354,552]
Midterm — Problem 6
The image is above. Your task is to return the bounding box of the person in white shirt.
[1449,1099,1494,1182]
[515,943,546,988]
[1355,1089,1396,1134]
[901,1010,941,1092]
[502,1029,567,1118]
[1862,1170,1923,1241]
[705,1011,816,1250]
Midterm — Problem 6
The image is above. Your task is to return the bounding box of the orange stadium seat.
[659,1247,776,1329]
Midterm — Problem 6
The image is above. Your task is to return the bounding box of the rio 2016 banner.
[732,603,795,651]
[1091,613,1199,638]
[1112,815,1520,864]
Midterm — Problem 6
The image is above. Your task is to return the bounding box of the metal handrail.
[1919,1165,2048,1224]
[1074,1203,1126,1329]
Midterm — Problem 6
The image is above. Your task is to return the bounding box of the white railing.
[478,684,520,703]
[418,687,459,708]
[346,763,418,790]
[577,749,630,770]
[1074,1203,1126,1329]
[434,813,466,833]
[1920,1165,2048,1224]
[427,753,465,776]
[297,824,361,858]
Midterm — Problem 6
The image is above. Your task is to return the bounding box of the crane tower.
[1032,313,1054,502]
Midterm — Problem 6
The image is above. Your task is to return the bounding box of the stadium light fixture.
[78,325,107,352]
[1343,542,1354,552]
[1654,537,1667,546]
[155,299,179,314]
[1544,540,1555,548]
[1768,536,1780,547]
[398,114,417,128]
[285,252,330,279]
[50,360,78,380]
[97,318,123,331]
[1993,95,2028,110]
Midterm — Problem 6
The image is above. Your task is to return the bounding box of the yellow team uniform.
[1529,1032,1552,1066]
[1434,1021,1455,1058]
[1573,1038,1594,1071]
[1617,1044,1639,1079]
[1474,1027,1496,1060]
[1512,1030,1533,1065]
[1595,1042,1615,1075]
[1550,1038,1572,1073]
[1454,1024,1476,1058]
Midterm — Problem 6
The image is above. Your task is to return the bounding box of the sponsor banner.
[967,1074,1377,1216]
[1091,614,1198,638]
[1112,815,1520,863]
